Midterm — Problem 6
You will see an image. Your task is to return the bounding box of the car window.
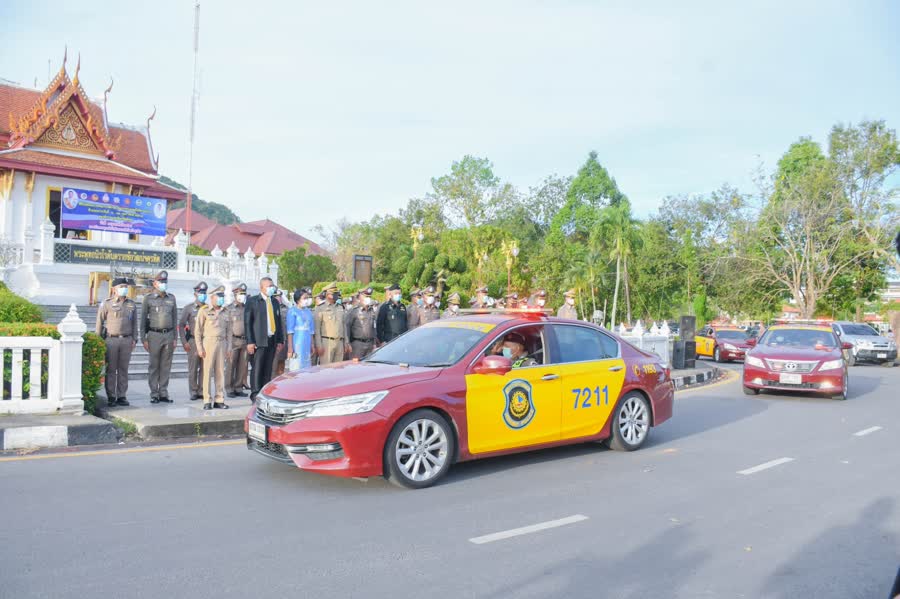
[482,325,546,366]
[759,329,838,350]
[717,330,749,341]
[366,325,485,367]
[552,325,619,363]
[840,324,879,336]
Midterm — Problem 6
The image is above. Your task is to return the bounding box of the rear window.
[717,330,749,341]
[552,325,619,362]
[838,324,878,336]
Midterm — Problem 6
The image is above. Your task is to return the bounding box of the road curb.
[672,366,723,390]
[0,417,119,451]
[112,414,246,440]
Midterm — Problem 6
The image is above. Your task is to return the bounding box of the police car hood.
[262,361,441,402]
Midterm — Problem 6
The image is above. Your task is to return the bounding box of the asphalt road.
[1,363,898,599]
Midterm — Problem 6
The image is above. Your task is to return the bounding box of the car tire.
[743,386,759,396]
[832,373,848,401]
[713,346,721,363]
[846,352,856,367]
[606,392,652,452]
[383,409,455,489]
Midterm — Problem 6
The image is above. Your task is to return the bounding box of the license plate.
[248,420,267,443]
[877,353,887,359]
[779,373,802,385]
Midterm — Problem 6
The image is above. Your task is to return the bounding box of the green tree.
[595,199,640,326]
[430,156,514,228]
[276,246,338,291]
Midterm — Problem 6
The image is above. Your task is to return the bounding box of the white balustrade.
[0,335,62,415]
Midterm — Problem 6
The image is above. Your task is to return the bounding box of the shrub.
[0,292,44,323]
[0,323,106,415]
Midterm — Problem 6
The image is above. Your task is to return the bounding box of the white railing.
[619,320,672,365]
[0,305,86,415]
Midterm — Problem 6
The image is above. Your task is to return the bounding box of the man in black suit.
[244,276,284,401]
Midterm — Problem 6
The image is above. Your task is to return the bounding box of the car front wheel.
[743,385,759,395]
[384,409,455,489]
[606,392,651,452]
[713,347,721,363]
[832,373,848,401]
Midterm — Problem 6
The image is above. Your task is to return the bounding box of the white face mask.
[236,294,246,304]
[435,301,441,308]
[537,299,546,307]
[450,304,458,312]
[116,286,128,297]
[301,298,312,308]
[426,296,435,306]
[566,297,575,305]
[363,297,373,306]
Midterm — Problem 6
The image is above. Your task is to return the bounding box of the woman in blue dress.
[286,287,315,370]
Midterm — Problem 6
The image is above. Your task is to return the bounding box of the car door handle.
[608,366,624,372]
[541,374,560,381]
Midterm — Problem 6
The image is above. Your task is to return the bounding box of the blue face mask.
[116,286,128,297]
[502,347,513,359]
[393,293,402,302]
[266,286,276,297]
[197,293,207,303]
[417,298,423,306]
[157,283,167,293]
[336,298,343,305]
[216,297,225,307]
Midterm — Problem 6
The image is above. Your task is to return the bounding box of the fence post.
[269,260,279,287]
[174,229,189,272]
[39,218,55,264]
[57,304,86,414]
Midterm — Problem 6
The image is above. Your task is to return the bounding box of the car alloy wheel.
[607,393,651,451]
[384,409,455,489]
[833,373,848,401]
[713,347,721,362]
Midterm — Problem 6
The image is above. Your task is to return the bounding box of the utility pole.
[186,1,200,238]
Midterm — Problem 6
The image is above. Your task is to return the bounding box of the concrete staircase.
[42,305,190,379]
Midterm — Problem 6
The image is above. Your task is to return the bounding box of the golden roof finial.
[72,52,81,86]
[146,105,157,129]
[62,45,67,70]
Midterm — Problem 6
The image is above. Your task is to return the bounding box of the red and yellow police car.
[245,309,675,489]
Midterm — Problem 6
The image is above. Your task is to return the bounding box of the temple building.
[0,55,278,305]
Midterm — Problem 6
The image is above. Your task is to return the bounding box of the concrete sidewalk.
[0,413,118,450]
[97,378,250,440]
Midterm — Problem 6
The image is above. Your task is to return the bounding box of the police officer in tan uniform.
[141,270,178,403]
[196,285,229,410]
[505,291,520,309]
[226,282,249,398]
[314,283,348,365]
[97,277,137,407]
[346,287,377,359]
[528,289,549,309]
[178,281,208,401]
[472,286,490,309]
[410,286,441,329]
[557,289,578,319]
[442,292,461,319]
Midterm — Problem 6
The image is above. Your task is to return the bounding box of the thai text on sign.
[61,187,167,236]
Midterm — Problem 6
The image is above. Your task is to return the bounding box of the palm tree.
[596,200,640,327]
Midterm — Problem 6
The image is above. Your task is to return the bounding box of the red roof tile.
[0,148,155,180]
[109,126,155,173]
[183,218,327,257]
[166,207,215,233]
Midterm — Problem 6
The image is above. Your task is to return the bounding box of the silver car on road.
[831,321,897,366]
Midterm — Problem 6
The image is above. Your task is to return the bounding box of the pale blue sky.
[2,1,898,241]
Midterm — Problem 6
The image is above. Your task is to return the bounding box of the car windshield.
[840,324,879,336]
[760,329,837,350]
[717,330,749,341]
[364,324,487,367]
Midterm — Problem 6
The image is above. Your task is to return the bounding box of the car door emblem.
[502,379,535,430]
[785,362,797,371]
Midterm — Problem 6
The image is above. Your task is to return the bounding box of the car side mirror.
[841,342,854,351]
[747,338,757,347]
[473,355,512,376]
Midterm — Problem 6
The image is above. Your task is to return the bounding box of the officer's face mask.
[416,298,423,306]
[537,299,546,307]
[301,298,312,308]
[425,296,434,306]
[115,286,128,297]
[197,293,207,303]
[501,347,513,359]
[236,294,246,304]
[450,304,458,312]
[266,286,276,297]
[392,293,402,303]
[435,301,441,308]
[363,297,373,306]
[157,283,167,292]
[566,297,575,305]
[216,296,225,307]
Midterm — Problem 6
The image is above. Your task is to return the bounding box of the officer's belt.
[351,337,374,343]
[150,328,173,334]
[320,336,341,340]
[107,334,132,338]
[232,335,245,339]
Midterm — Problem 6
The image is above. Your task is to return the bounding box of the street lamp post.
[411,224,424,258]
[503,240,519,295]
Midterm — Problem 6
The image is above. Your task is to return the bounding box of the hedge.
[0,291,44,323]
[0,323,105,415]
[311,281,393,299]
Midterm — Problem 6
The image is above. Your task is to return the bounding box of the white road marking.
[469,514,589,545]
[853,426,882,437]
[737,457,794,476]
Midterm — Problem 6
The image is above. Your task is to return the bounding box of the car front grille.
[247,438,293,464]
[762,379,821,390]
[765,359,817,373]
[254,398,316,425]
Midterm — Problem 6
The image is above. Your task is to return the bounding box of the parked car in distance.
[830,321,897,366]
[743,324,852,400]
[695,326,756,362]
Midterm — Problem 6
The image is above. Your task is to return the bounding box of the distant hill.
[160,175,242,225]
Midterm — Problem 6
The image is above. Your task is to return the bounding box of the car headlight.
[745,356,765,368]
[305,391,389,418]
[723,343,737,350]
[820,359,844,371]
[856,340,872,349]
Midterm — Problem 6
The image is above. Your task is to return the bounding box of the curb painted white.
[3,426,69,450]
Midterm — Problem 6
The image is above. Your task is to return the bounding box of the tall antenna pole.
[186,1,200,239]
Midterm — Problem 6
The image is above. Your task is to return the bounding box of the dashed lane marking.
[737,457,794,476]
[469,514,589,545]
[853,426,883,437]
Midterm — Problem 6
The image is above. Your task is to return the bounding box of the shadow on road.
[650,393,768,446]
[762,497,900,599]
[487,524,710,599]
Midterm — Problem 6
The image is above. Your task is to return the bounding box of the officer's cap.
[423,286,436,296]
[359,287,373,296]
[505,292,518,300]
[410,288,420,297]
[475,286,488,293]
[448,292,461,305]
[468,297,476,305]
[232,282,247,293]
[563,288,577,298]
[210,285,225,297]
[322,282,339,293]
[504,331,527,347]
[112,277,129,287]
[387,283,401,292]
[154,270,168,282]
[535,289,547,298]
[194,281,208,292]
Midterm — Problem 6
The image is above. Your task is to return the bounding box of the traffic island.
[97,378,250,440]
[671,364,723,390]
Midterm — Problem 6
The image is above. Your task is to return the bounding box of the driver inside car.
[501,332,537,368]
